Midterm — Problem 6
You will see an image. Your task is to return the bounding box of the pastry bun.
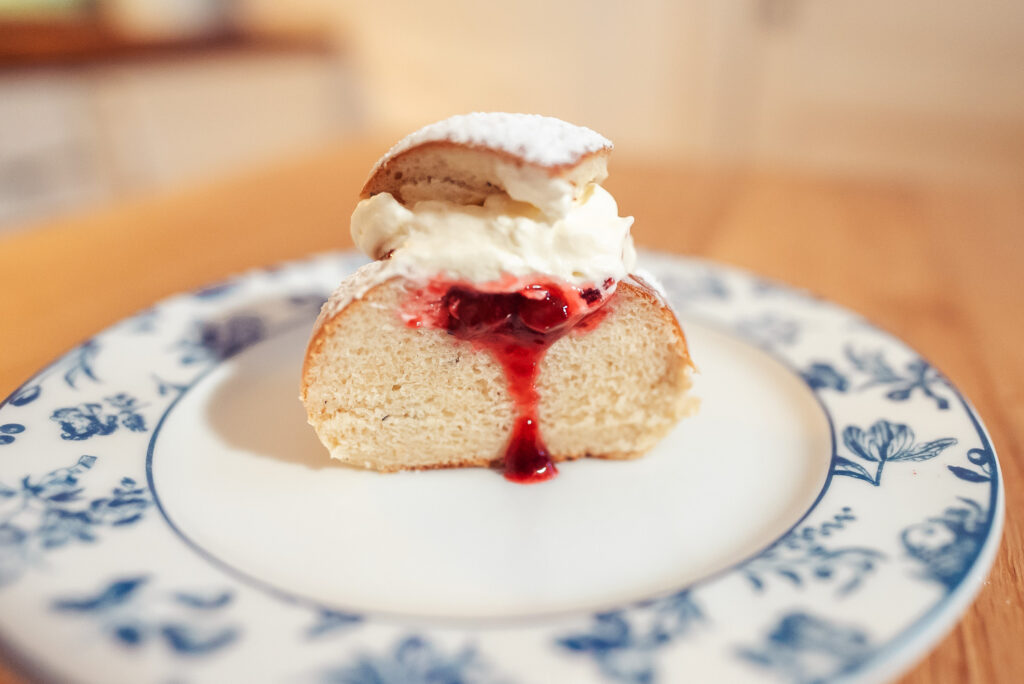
[301,112,696,478]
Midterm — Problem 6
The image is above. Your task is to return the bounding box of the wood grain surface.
[0,140,1020,683]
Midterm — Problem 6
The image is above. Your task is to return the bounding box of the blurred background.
[1,0,1022,231]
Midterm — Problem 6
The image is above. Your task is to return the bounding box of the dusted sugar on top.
[372,112,612,172]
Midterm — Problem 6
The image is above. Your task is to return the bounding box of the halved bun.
[301,276,695,472]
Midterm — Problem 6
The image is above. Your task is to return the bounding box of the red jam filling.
[403,278,614,483]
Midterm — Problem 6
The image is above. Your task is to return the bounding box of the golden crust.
[624,273,693,371]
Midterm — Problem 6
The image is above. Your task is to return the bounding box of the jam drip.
[407,280,611,483]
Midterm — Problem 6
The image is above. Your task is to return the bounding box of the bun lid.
[361,112,612,207]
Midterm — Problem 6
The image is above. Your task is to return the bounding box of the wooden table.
[0,141,1020,682]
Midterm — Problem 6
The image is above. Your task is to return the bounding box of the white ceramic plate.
[0,251,1003,684]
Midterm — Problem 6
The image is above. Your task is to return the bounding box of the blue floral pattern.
[50,393,147,441]
[835,419,957,486]
[800,363,849,392]
[0,423,25,446]
[948,446,995,484]
[845,348,951,409]
[741,508,884,596]
[557,591,703,684]
[321,636,506,684]
[152,374,189,397]
[0,250,1002,683]
[8,339,100,407]
[738,612,873,684]
[179,314,266,364]
[0,455,150,585]
[53,576,238,655]
[801,347,951,410]
[902,498,989,592]
[306,609,363,640]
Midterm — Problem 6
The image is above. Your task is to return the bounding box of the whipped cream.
[493,160,577,218]
[351,183,635,287]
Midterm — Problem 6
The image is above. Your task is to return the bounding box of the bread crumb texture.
[301,279,694,472]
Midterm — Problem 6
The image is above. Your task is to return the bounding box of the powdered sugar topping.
[372,113,612,172]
